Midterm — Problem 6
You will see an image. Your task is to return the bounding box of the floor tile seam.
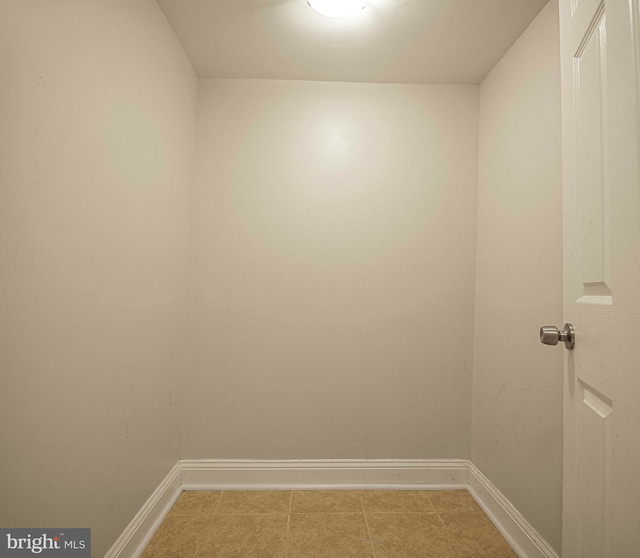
[436,508,484,521]
[209,511,290,519]
[193,514,214,557]
[439,522,513,557]
[424,494,438,513]
[365,508,459,552]
[287,510,461,516]
[290,510,368,514]
[435,510,501,554]
[358,492,377,558]
[433,509,448,529]
[364,510,440,515]
[361,514,379,558]
[284,510,444,521]
[286,492,293,558]
[212,490,225,516]
[199,498,224,558]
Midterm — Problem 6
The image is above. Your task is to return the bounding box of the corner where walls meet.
[472,1,563,551]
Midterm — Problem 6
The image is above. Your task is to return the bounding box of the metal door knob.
[540,323,575,350]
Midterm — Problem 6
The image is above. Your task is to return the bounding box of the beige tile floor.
[141,490,517,558]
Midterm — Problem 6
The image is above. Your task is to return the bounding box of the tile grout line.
[427,491,448,528]
[199,491,224,556]
[207,491,228,555]
[204,488,222,554]
[214,490,224,514]
[145,489,518,558]
[359,492,378,558]
[429,491,456,548]
[286,490,293,558]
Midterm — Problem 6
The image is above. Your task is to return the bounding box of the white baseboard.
[468,462,559,558]
[108,459,559,558]
[104,462,181,558]
[180,458,469,489]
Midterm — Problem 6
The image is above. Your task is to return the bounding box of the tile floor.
[141,490,517,558]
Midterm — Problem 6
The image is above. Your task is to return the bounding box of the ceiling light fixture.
[307,0,367,18]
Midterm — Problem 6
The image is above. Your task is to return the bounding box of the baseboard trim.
[468,462,559,558]
[180,458,469,489]
[104,462,181,558]
[109,459,559,558]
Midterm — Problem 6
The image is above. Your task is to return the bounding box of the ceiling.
[156,0,550,84]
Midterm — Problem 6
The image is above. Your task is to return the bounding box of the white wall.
[473,1,563,551]
[0,1,564,552]
[0,1,196,555]
[185,79,479,460]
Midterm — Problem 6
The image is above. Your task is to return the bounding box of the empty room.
[1,0,639,557]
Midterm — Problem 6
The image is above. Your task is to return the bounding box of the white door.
[558,0,640,556]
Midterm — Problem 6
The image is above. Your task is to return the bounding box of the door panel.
[560,0,640,556]
[574,6,611,298]
[577,381,612,558]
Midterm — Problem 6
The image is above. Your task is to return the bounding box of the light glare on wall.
[307,0,367,18]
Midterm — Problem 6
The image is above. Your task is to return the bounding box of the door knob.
[540,323,575,350]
